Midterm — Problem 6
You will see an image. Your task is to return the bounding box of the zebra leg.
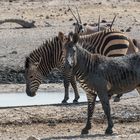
[113,94,123,102]
[81,91,97,135]
[62,78,70,103]
[70,76,80,103]
[98,91,113,135]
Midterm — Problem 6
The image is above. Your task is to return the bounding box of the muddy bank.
[0,66,63,83]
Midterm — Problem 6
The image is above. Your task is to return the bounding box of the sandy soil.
[0,0,140,140]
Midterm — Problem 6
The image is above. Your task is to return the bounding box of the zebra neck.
[74,47,95,79]
[40,42,63,76]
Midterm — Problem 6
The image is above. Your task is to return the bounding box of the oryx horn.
[68,5,79,23]
[110,14,117,29]
[75,6,82,24]
[98,15,100,31]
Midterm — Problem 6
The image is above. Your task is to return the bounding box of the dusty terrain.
[0,0,140,140]
[0,84,140,140]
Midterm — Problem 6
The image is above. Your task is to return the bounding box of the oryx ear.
[73,33,79,44]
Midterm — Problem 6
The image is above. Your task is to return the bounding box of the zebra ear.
[58,32,65,42]
[73,33,79,44]
[34,57,42,68]
[58,32,69,43]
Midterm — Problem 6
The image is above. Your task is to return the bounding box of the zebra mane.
[25,57,30,68]
[76,42,101,62]
[25,36,60,68]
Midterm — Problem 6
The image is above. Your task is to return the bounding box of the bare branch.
[0,19,36,28]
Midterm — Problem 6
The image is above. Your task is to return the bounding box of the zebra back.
[77,29,129,57]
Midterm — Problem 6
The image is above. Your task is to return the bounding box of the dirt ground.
[0,84,140,140]
[0,0,140,140]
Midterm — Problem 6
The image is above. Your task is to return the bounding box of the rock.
[69,18,73,21]
[120,29,124,32]
[27,136,39,140]
[46,15,49,19]
[10,51,18,54]
[126,27,132,32]
[101,19,107,23]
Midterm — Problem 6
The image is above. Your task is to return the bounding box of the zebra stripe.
[76,29,129,57]
[28,38,63,74]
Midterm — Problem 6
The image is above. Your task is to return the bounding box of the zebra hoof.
[114,97,120,102]
[73,99,78,104]
[105,128,113,135]
[61,100,68,104]
[81,128,89,135]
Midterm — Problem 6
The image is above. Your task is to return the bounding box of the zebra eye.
[30,75,33,79]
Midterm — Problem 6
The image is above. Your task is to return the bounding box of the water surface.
[0,90,138,108]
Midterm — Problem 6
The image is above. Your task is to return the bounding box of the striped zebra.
[69,6,139,53]
[25,29,137,103]
[62,33,140,135]
[25,35,79,103]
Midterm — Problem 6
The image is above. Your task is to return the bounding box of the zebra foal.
[62,33,140,135]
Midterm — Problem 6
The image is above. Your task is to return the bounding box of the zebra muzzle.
[26,88,36,97]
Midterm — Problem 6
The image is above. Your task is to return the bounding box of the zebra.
[25,35,80,103]
[62,33,140,135]
[25,28,138,103]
